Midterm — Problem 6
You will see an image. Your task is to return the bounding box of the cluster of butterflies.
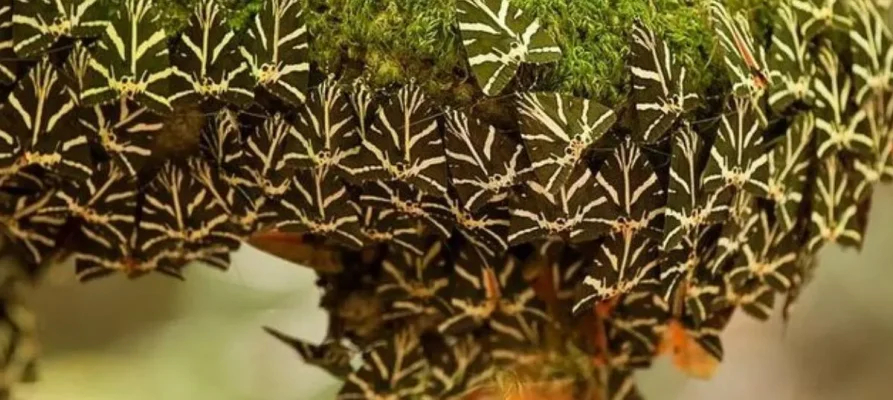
[0,0,891,398]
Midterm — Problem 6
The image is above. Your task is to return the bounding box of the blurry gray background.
[14,184,893,400]
[20,247,343,399]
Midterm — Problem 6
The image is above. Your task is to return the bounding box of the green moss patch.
[147,0,774,105]
[303,0,730,104]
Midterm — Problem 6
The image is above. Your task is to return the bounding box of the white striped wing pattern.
[456,0,561,96]
[190,157,279,236]
[659,225,719,312]
[767,1,816,114]
[443,108,527,212]
[336,327,428,400]
[592,137,664,236]
[728,211,798,296]
[61,166,172,281]
[81,0,173,114]
[359,180,453,240]
[426,335,492,399]
[438,248,549,338]
[0,1,17,84]
[59,40,92,102]
[0,57,92,184]
[47,162,137,254]
[170,0,253,109]
[290,78,361,174]
[73,228,180,281]
[78,98,162,176]
[721,269,777,320]
[711,201,762,274]
[199,108,244,171]
[814,45,873,158]
[603,278,668,367]
[792,0,851,40]
[807,156,865,251]
[12,0,107,58]
[140,161,241,269]
[195,111,283,234]
[345,82,449,196]
[436,247,498,336]
[376,242,450,321]
[662,123,728,251]
[678,309,730,361]
[508,162,607,245]
[848,0,893,105]
[853,92,893,199]
[347,79,379,141]
[629,22,698,143]
[239,0,309,106]
[766,112,814,231]
[275,167,364,249]
[241,112,300,198]
[710,1,771,105]
[573,228,660,314]
[356,204,426,256]
[682,265,725,327]
[517,91,615,194]
[447,194,510,258]
[702,97,770,198]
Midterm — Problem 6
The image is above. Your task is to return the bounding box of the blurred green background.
[14,184,893,399]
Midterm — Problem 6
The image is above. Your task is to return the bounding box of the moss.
[221,0,264,28]
[517,0,722,104]
[726,0,783,42]
[146,0,773,105]
[148,0,191,32]
[301,0,727,104]
[149,0,262,31]
[305,0,462,98]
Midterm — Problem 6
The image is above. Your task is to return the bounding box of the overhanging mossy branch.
[136,0,778,105]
